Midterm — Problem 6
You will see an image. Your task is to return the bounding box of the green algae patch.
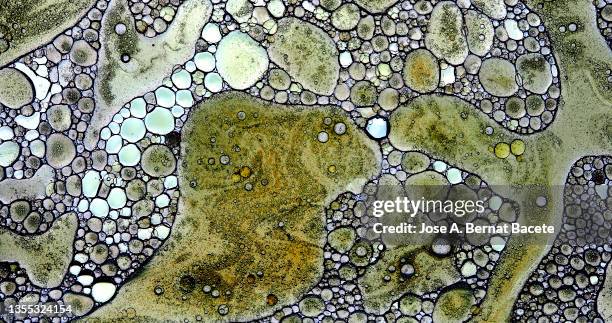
[389,95,518,184]
[0,0,95,67]
[388,94,565,185]
[425,1,468,65]
[86,92,380,322]
[141,144,176,177]
[433,286,476,322]
[353,0,400,13]
[465,10,494,56]
[401,151,430,173]
[0,213,78,288]
[516,53,553,94]
[403,49,440,94]
[328,227,356,254]
[0,67,33,108]
[479,58,518,97]
[268,18,340,96]
[350,80,377,106]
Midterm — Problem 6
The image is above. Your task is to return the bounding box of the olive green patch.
[0,213,78,288]
[85,92,380,322]
[0,0,95,67]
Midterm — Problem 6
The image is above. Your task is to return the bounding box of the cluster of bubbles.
[513,156,612,323]
[595,0,612,48]
[128,0,185,37]
[0,0,185,317]
[0,0,586,321]
[196,0,561,135]
[261,139,522,322]
[0,1,109,236]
